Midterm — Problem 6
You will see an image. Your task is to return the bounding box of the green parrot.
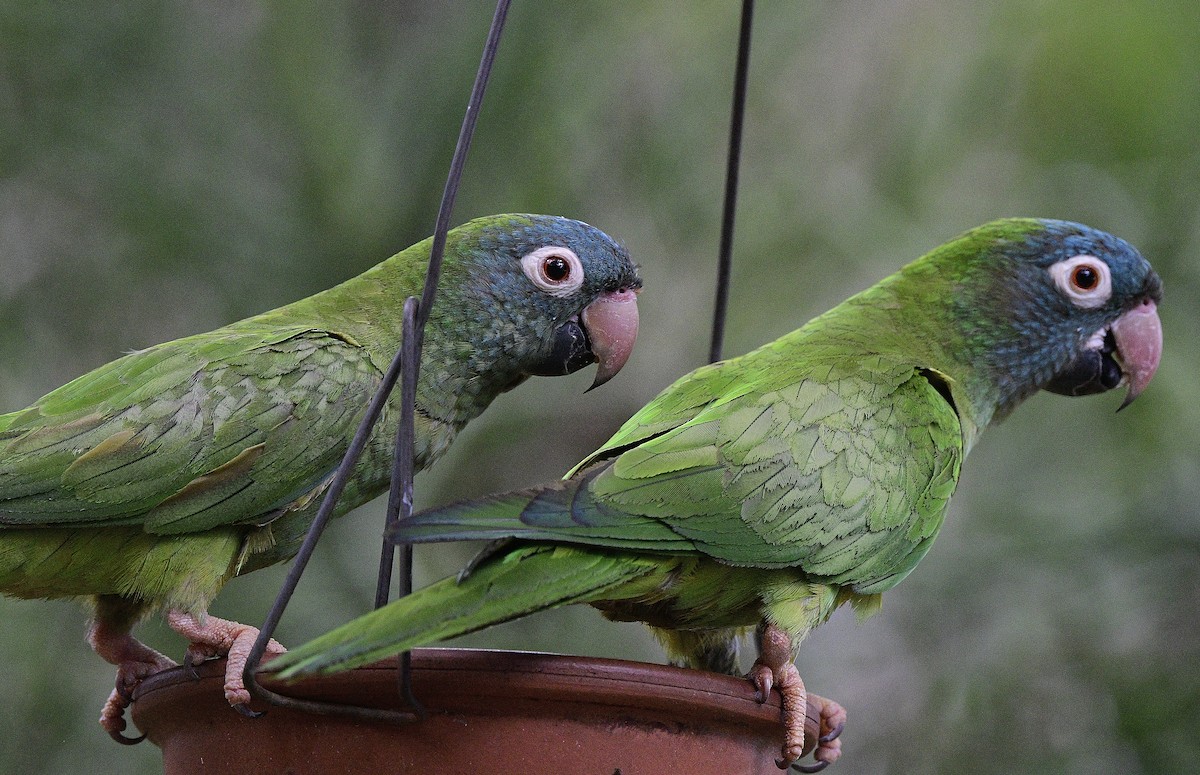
[274,218,1162,770]
[0,213,642,740]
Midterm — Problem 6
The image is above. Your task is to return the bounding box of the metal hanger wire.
[236,0,754,725]
[241,0,513,721]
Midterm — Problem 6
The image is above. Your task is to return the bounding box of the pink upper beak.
[581,287,640,390]
[1112,298,1162,410]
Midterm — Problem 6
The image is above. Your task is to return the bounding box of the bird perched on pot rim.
[275,218,1162,770]
[0,213,642,741]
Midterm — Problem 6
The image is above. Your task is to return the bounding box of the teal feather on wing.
[277,219,1162,771]
[277,545,667,677]
[396,351,962,592]
[0,213,644,736]
[285,219,1163,697]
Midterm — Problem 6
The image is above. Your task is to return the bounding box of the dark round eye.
[1071,264,1099,291]
[1050,255,1111,308]
[543,256,571,282]
[521,246,584,295]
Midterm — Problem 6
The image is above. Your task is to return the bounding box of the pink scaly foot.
[166,610,286,709]
[756,659,808,768]
[87,621,177,743]
[749,620,845,772]
[801,692,847,772]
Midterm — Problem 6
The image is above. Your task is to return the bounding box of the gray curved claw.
[109,728,146,746]
[108,676,145,744]
[233,703,264,719]
[785,719,843,770]
[114,680,135,704]
[182,652,201,681]
[819,720,844,744]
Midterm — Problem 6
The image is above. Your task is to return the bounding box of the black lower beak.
[1045,297,1162,409]
[1044,329,1123,397]
[524,319,595,377]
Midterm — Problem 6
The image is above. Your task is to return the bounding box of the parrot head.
[945,218,1163,418]
[439,214,642,392]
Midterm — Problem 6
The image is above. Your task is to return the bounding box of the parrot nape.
[273,218,1163,771]
[0,213,642,741]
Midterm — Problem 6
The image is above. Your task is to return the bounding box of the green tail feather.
[272,545,664,678]
[392,473,695,553]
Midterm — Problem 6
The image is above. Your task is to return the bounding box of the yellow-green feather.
[0,213,634,619]
[279,217,1161,679]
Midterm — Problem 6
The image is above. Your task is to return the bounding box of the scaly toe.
[749,663,775,703]
[100,688,145,745]
[185,643,218,668]
[224,684,253,707]
[777,739,807,768]
[114,678,136,704]
[810,694,846,765]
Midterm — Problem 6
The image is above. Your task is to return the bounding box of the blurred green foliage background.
[2,1,1198,773]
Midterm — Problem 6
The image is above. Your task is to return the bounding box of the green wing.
[567,358,759,473]
[399,343,963,595]
[0,323,380,535]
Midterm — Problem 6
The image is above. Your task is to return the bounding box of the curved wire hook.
[242,0,513,719]
[240,0,755,730]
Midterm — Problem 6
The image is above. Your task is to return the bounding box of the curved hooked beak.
[1111,298,1162,409]
[524,288,640,390]
[1044,298,1162,410]
[581,287,640,390]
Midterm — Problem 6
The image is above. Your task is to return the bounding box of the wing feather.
[0,324,380,534]
[399,345,962,594]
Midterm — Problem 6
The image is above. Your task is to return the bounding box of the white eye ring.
[1049,255,1111,309]
[521,246,584,297]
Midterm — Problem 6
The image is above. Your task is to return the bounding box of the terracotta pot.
[131,648,821,774]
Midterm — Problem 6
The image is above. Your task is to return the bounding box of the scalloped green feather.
[285,218,1160,680]
[0,214,642,616]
